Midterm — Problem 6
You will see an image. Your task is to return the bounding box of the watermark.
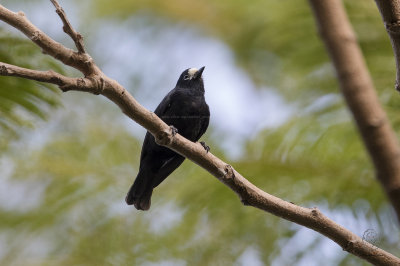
[362,228,380,246]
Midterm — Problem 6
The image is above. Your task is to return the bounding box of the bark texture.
[0,2,399,265]
[309,0,400,224]
[374,0,400,91]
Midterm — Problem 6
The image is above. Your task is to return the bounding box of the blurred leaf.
[0,29,63,148]
[1,1,400,265]
[94,0,396,104]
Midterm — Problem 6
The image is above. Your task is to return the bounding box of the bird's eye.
[183,75,190,80]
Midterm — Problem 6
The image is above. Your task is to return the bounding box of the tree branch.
[374,0,400,91]
[50,0,85,53]
[0,62,97,92]
[0,1,399,264]
[0,3,97,76]
[309,0,400,224]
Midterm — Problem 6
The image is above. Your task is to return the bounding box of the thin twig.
[0,2,399,265]
[50,0,85,54]
[0,3,95,76]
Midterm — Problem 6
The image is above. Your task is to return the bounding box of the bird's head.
[176,66,205,92]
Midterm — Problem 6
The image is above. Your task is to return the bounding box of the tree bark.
[374,0,400,91]
[0,2,399,265]
[309,0,400,223]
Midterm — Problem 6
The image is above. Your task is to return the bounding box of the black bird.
[126,67,210,210]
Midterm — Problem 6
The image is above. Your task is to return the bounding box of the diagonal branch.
[0,1,399,265]
[309,0,400,223]
[50,0,85,53]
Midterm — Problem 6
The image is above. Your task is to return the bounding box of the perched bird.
[126,67,210,210]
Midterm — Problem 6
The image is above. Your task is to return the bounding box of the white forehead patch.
[188,68,198,78]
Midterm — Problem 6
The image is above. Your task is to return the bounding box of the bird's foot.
[200,141,210,153]
[170,125,178,136]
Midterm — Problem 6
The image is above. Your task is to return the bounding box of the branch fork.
[50,0,85,54]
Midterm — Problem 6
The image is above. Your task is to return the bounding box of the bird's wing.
[139,132,152,163]
[154,89,175,117]
[152,155,185,188]
[195,103,210,141]
[139,89,177,162]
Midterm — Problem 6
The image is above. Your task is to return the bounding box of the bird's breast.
[162,96,208,141]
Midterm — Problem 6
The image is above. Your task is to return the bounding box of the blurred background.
[0,0,400,265]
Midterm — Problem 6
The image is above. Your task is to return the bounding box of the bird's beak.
[194,66,205,79]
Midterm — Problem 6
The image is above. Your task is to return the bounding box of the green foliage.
[93,0,400,264]
[1,0,400,265]
[94,0,395,103]
[0,30,62,148]
[2,107,397,265]
[0,116,285,265]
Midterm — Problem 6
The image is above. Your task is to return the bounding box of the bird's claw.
[170,125,178,136]
[200,141,210,153]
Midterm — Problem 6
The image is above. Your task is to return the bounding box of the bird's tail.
[125,170,153,211]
